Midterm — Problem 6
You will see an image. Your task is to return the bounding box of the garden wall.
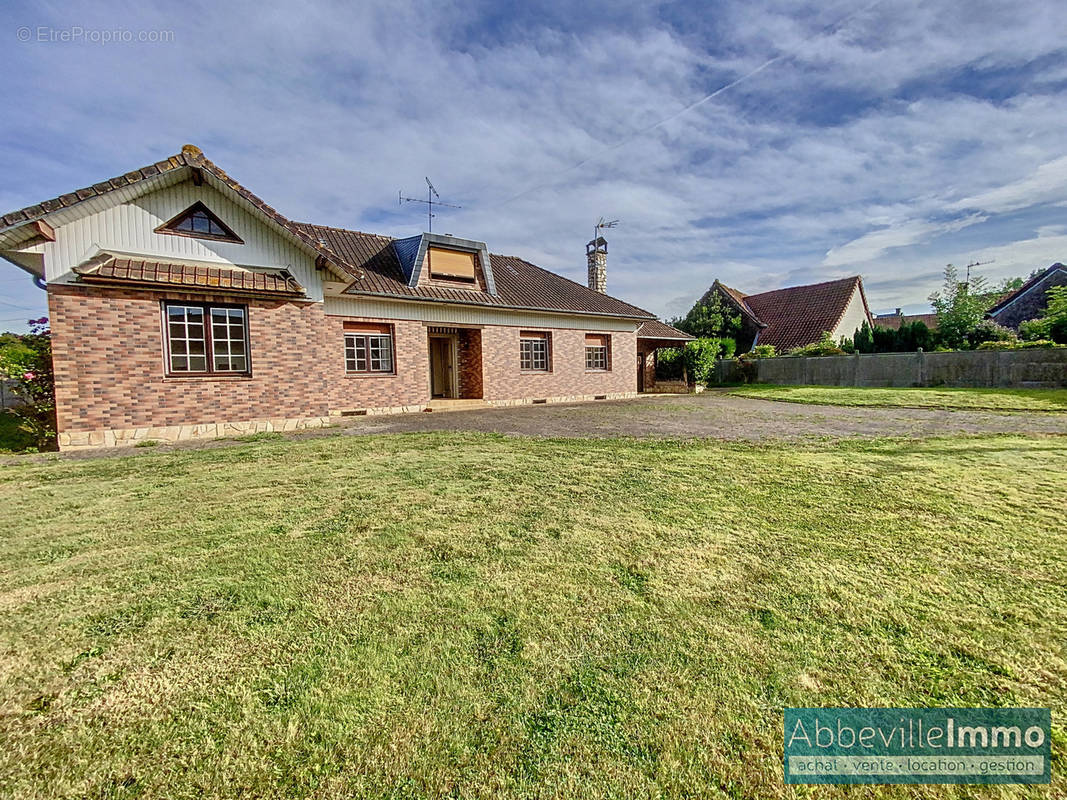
[724,348,1067,389]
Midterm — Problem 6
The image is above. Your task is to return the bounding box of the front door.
[637,352,645,392]
[430,337,454,398]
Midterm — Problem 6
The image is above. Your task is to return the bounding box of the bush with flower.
[0,317,56,450]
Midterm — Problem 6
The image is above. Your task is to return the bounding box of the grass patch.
[0,431,1064,797]
[731,384,1067,412]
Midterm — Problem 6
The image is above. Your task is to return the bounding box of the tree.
[671,287,741,340]
[853,321,874,353]
[929,264,991,350]
[0,317,56,450]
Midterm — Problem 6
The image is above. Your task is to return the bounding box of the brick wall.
[457,329,483,399]
[48,285,332,434]
[324,316,429,410]
[481,326,636,400]
[49,286,639,443]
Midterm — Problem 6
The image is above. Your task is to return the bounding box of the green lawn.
[1,432,1065,798]
[730,384,1067,412]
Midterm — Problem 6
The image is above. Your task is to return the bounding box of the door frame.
[428,334,459,399]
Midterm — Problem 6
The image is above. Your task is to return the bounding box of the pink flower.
[23,372,35,381]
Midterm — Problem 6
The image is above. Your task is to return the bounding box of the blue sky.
[2,0,1066,331]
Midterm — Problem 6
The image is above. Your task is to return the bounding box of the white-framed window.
[520,331,551,372]
[164,302,249,375]
[585,333,611,371]
[344,324,394,374]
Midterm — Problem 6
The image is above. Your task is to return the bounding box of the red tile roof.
[73,253,306,297]
[873,312,939,331]
[636,319,694,341]
[297,223,655,320]
[3,146,655,320]
[741,276,868,351]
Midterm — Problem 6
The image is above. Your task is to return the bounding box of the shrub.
[1018,318,1049,341]
[968,319,1016,348]
[784,331,846,357]
[975,340,1016,350]
[748,344,777,358]
[654,347,685,381]
[0,318,56,451]
[682,338,721,385]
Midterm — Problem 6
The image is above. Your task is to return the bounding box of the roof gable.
[0,145,356,282]
[987,263,1067,315]
[743,276,867,351]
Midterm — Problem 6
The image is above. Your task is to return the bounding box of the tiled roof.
[715,281,761,323]
[987,263,1067,316]
[0,145,359,280]
[296,223,655,320]
[636,319,694,340]
[3,145,656,319]
[73,253,306,297]
[873,312,939,331]
[742,276,867,351]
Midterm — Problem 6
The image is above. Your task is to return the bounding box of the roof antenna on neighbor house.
[964,258,994,287]
[399,177,462,233]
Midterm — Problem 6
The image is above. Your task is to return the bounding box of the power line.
[496,0,887,207]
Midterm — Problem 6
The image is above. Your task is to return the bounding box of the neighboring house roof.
[0,145,358,282]
[986,263,1067,328]
[296,223,655,320]
[709,280,764,326]
[873,312,939,331]
[636,320,695,341]
[72,253,306,297]
[741,276,870,351]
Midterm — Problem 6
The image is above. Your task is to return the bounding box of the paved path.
[336,391,1067,441]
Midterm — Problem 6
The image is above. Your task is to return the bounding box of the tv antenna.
[593,217,619,244]
[964,258,994,285]
[399,177,461,233]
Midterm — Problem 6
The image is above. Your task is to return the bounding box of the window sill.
[162,374,254,383]
[344,372,397,379]
[520,370,553,375]
[585,369,612,373]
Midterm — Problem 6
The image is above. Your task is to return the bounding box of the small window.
[164,302,249,375]
[520,331,551,372]
[585,333,611,371]
[344,322,395,374]
[426,247,477,283]
[156,202,243,243]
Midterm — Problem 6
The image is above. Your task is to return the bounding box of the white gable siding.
[831,286,871,343]
[40,179,323,301]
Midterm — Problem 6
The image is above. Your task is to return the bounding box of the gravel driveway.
[337,391,1067,441]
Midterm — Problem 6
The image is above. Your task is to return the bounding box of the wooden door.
[430,338,453,397]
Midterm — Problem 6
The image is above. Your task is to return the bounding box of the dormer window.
[426,247,477,283]
[156,202,243,244]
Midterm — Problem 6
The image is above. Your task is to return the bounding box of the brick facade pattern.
[48,285,332,434]
[49,286,639,445]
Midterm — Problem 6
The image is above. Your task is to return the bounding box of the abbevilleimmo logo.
[784,708,1050,784]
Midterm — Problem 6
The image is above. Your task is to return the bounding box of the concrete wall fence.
[720,348,1067,389]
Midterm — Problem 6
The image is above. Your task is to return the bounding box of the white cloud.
[2,0,1067,330]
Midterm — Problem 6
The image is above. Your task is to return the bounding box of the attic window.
[156,202,243,244]
[426,247,477,282]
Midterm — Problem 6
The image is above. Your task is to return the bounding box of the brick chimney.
[586,236,607,293]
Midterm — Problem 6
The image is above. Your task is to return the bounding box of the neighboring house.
[873,309,940,331]
[0,145,678,450]
[701,275,872,352]
[986,263,1067,329]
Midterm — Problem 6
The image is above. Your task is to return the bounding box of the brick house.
[0,145,687,449]
[701,275,872,352]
